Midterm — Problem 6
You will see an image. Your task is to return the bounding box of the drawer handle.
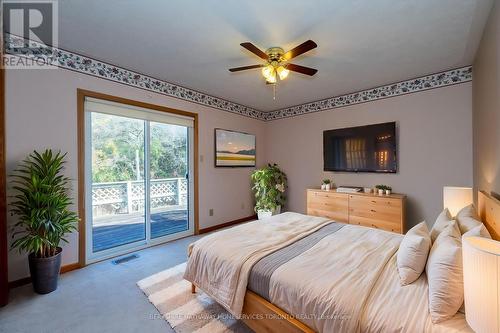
[370,209,376,213]
[371,200,377,203]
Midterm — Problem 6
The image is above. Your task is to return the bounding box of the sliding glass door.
[90,113,147,253]
[149,121,189,239]
[84,98,194,263]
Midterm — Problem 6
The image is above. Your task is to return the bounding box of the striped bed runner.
[137,262,252,333]
[248,222,343,300]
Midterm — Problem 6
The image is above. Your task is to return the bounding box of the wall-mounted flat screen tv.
[323,122,397,173]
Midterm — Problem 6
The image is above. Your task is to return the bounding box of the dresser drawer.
[349,202,401,222]
[307,191,348,223]
[308,190,346,200]
[348,194,402,209]
[308,208,348,222]
[348,194,403,233]
[348,215,402,233]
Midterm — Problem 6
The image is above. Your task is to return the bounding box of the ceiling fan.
[229,40,318,84]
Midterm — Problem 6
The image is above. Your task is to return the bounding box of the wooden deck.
[92,209,188,252]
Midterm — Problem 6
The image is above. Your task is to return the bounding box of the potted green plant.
[385,186,392,195]
[251,164,287,220]
[10,150,79,294]
[375,184,392,195]
[321,179,332,191]
[375,184,385,195]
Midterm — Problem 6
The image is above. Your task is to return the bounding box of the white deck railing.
[92,178,188,217]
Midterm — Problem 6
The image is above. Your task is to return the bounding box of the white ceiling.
[57,0,493,112]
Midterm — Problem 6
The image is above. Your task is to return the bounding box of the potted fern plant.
[10,150,79,294]
[251,164,287,219]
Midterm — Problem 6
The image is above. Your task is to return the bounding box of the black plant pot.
[28,247,62,294]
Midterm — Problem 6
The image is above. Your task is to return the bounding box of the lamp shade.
[443,186,472,217]
[463,236,500,333]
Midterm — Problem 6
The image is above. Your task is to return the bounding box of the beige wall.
[5,68,266,281]
[265,83,473,228]
[473,0,500,198]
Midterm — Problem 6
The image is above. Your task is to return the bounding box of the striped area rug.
[137,263,252,333]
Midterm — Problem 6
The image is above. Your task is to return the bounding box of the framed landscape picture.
[215,129,256,167]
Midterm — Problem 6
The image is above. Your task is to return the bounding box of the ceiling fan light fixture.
[277,66,289,80]
[229,40,318,94]
[266,73,277,84]
[261,64,275,81]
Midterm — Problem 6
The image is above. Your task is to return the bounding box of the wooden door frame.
[0,39,8,307]
[76,89,199,266]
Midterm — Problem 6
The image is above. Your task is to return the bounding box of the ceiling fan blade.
[228,64,264,72]
[286,63,318,76]
[284,40,317,60]
[240,42,269,60]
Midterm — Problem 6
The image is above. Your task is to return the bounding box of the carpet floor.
[0,235,203,333]
[137,263,252,333]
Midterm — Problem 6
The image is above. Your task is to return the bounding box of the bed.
[183,191,500,333]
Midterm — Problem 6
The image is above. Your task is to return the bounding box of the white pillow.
[456,203,480,220]
[397,222,431,285]
[456,204,481,234]
[463,223,491,239]
[426,221,463,323]
[430,208,453,243]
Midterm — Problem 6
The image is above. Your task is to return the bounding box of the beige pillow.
[430,208,453,243]
[456,204,481,234]
[426,221,463,323]
[397,222,431,285]
[463,223,491,239]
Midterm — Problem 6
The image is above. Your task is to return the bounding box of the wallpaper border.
[4,33,265,120]
[263,66,472,120]
[4,33,472,122]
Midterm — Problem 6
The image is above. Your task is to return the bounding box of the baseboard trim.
[199,214,257,234]
[8,262,81,289]
[7,277,31,289]
[59,262,81,274]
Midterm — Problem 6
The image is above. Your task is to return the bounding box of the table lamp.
[463,236,500,333]
[443,186,473,217]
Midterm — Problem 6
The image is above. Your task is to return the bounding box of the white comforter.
[269,224,400,332]
[184,212,472,333]
[184,212,332,316]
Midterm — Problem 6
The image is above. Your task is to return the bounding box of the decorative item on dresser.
[376,184,392,195]
[321,179,332,191]
[307,189,406,233]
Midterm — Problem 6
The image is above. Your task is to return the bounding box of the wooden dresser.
[307,189,406,233]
